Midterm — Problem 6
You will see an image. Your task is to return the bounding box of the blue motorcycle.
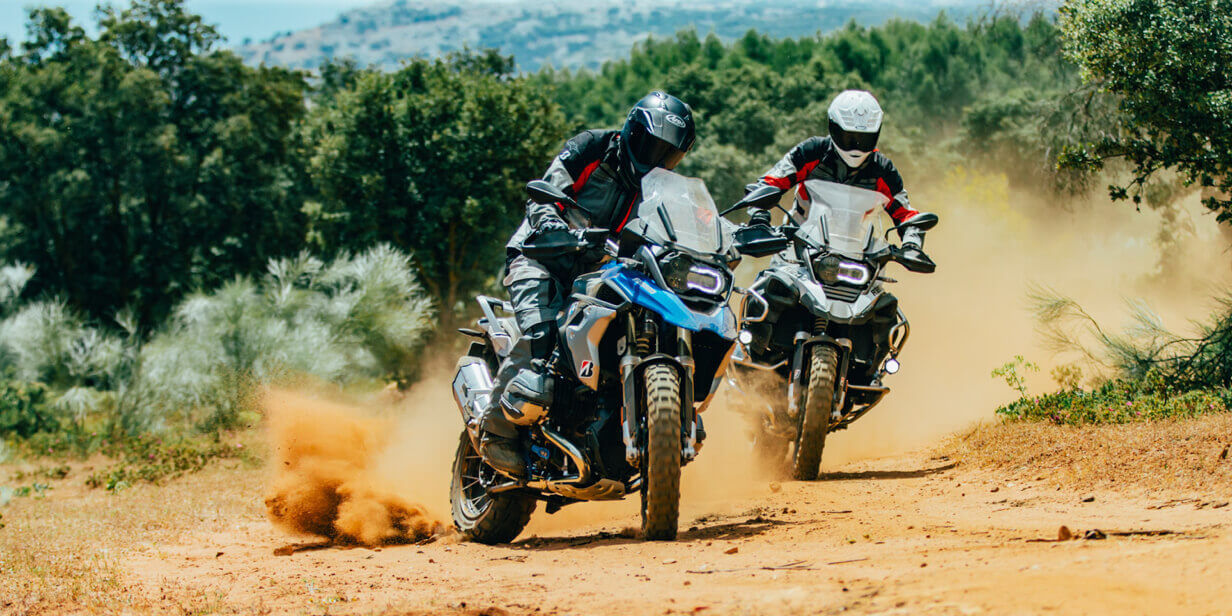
[450,169,785,543]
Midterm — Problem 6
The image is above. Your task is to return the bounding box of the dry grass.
[0,450,266,614]
[944,414,1232,495]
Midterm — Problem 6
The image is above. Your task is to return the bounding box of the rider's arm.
[869,154,922,243]
[758,136,828,191]
[747,137,828,226]
[528,130,609,231]
[872,154,917,224]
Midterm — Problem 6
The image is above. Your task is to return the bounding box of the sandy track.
[123,450,1231,615]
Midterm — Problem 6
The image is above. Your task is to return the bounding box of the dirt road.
[117,447,1231,615]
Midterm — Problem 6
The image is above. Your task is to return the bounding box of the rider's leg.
[478,258,562,477]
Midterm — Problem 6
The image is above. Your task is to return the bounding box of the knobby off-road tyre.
[791,345,837,481]
[450,431,536,545]
[640,363,683,541]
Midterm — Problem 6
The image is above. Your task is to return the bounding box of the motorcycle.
[723,180,938,480]
[449,169,787,543]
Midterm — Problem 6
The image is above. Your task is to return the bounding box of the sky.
[1,0,376,46]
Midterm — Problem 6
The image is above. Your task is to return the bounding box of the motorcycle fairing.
[755,263,883,324]
[554,262,736,393]
[560,300,619,390]
[599,262,737,339]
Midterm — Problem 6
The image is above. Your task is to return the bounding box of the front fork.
[619,312,696,469]
[786,331,852,421]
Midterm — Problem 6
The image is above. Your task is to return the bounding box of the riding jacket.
[759,136,919,227]
[505,129,641,285]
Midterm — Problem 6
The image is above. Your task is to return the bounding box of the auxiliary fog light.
[738,329,754,345]
[884,358,901,374]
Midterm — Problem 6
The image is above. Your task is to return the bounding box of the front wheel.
[640,363,682,541]
[791,345,837,481]
[450,431,535,544]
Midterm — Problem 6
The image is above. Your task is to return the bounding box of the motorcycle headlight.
[813,255,870,286]
[661,252,730,298]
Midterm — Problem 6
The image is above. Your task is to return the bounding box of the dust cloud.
[814,170,1232,467]
[262,388,449,546]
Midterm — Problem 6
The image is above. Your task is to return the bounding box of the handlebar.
[519,228,610,261]
[757,223,934,273]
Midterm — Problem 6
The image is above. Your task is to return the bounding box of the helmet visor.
[829,119,880,153]
[628,123,689,170]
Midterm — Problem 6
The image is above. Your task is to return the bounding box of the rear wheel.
[791,345,837,481]
[640,364,682,541]
[450,431,535,544]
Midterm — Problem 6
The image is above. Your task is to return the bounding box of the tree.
[303,51,567,319]
[0,1,309,326]
[1058,0,1232,221]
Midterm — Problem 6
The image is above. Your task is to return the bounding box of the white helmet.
[827,90,883,168]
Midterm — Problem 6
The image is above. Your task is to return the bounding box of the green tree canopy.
[0,1,309,327]
[538,13,1077,206]
[1059,0,1232,221]
[302,52,567,317]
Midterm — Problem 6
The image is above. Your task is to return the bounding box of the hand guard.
[896,245,936,273]
[748,208,772,228]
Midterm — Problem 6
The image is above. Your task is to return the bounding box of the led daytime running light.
[685,265,724,294]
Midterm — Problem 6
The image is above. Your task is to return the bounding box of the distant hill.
[237,0,989,72]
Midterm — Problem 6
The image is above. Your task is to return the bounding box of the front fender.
[600,263,737,340]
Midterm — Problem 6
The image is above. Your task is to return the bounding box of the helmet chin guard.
[827,89,882,168]
[834,147,872,168]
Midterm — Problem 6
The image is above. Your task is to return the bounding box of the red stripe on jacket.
[571,160,601,194]
[615,193,640,232]
[877,178,919,224]
[761,159,822,191]
[555,159,602,212]
[762,175,792,189]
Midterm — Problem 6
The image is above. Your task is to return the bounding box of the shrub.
[0,263,34,314]
[130,244,435,430]
[0,245,435,441]
[84,435,249,491]
[0,380,55,438]
[1032,289,1232,389]
[995,369,1231,425]
[0,300,128,390]
[990,355,1039,398]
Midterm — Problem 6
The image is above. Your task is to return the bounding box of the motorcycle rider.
[747,90,931,257]
[478,91,697,478]
[744,89,934,379]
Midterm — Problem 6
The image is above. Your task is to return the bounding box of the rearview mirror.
[525,180,576,207]
[742,185,784,211]
[899,212,939,232]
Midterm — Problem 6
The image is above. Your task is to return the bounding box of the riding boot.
[477,411,525,479]
[479,337,535,478]
[478,321,558,478]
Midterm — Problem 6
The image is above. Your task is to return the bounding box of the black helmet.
[620,91,696,176]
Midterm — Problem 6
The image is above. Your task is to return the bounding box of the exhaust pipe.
[452,358,494,432]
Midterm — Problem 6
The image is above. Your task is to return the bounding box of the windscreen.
[797,179,889,257]
[636,168,727,254]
